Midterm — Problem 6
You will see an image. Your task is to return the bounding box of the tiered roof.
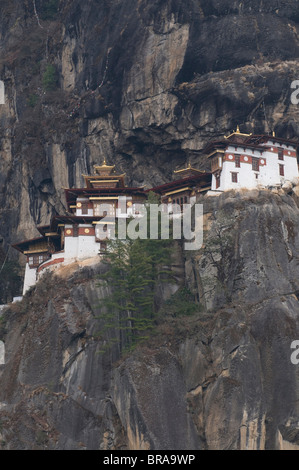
[150,163,211,195]
[65,159,145,211]
[13,159,147,254]
[82,159,126,189]
[205,127,299,157]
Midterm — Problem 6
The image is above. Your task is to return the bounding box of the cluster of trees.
[0,250,22,304]
[97,194,176,354]
[98,236,174,354]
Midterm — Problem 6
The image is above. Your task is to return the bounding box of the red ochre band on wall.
[223,153,267,166]
[64,228,95,237]
[38,258,65,273]
[78,227,95,236]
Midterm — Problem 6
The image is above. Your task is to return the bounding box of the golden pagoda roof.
[81,158,126,188]
[224,125,252,139]
[174,162,206,175]
[81,173,126,180]
[93,157,115,173]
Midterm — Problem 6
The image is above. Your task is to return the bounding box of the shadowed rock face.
[1,0,299,450]
[1,0,299,256]
[1,190,299,449]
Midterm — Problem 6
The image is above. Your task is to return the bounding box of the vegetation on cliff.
[0,249,22,304]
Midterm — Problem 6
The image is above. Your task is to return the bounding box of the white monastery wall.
[77,234,99,259]
[0,341,4,365]
[23,263,37,295]
[64,224,99,260]
[212,143,299,191]
[64,227,79,259]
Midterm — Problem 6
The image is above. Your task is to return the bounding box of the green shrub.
[28,94,38,107]
[0,316,7,340]
[164,287,201,317]
[41,0,59,20]
[35,430,48,446]
[0,259,22,304]
[42,64,58,91]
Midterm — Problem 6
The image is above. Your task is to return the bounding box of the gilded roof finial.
[272,131,276,137]
[236,125,240,134]
[188,161,191,168]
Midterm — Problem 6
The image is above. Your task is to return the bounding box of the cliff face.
[1,0,299,254]
[1,189,299,450]
[1,0,299,450]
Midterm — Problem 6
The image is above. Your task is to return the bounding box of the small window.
[216,175,220,189]
[28,254,49,268]
[278,148,284,160]
[279,164,284,176]
[109,204,115,216]
[235,155,240,168]
[252,157,259,172]
[81,203,89,215]
[255,173,258,179]
[231,172,238,183]
[184,196,188,203]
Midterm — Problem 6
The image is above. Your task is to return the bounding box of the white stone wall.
[38,252,65,276]
[22,263,37,295]
[0,80,4,105]
[77,234,99,259]
[64,225,79,259]
[260,151,298,186]
[64,225,100,260]
[212,144,298,191]
[0,341,4,365]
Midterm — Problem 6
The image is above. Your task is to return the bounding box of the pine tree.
[97,201,175,355]
[0,258,22,304]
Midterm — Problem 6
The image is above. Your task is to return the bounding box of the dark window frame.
[81,203,89,215]
[231,172,238,183]
[28,253,50,268]
[252,157,259,172]
[278,148,284,160]
[73,225,79,237]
